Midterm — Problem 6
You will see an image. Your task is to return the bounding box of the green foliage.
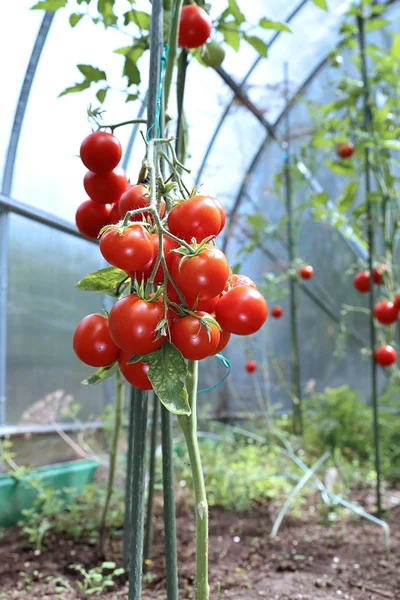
[259,18,291,33]
[336,181,359,213]
[59,65,106,98]
[70,562,125,595]
[81,361,119,385]
[75,266,128,296]
[310,0,328,9]
[31,0,67,10]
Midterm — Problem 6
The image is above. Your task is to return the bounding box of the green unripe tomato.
[202,41,225,68]
[330,54,343,68]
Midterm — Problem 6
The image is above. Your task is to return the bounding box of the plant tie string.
[199,353,231,394]
[146,44,170,141]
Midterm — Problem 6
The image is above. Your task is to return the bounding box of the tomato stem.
[178,360,209,600]
[97,119,147,132]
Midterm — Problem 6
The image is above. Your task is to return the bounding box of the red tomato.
[394,293,400,311]
[84,167,128,204]
[146,234,179,284]
[213,329,231,355]
[224,273,257,294]
[171,245,229,300]
[73,314,119,367]
[375,345,397,367]
[372,264,387,285]
[299,265,314,280]
[216,286,268,335]
[171,311,220,360]
[374,301,398,325]
[109,295,167,355]
[271,306,283,319]
[109,202,121,224]
[168,196,222,243]
[100,224,154,272]
[178,5,212,49]
[119,351,152,390]
[75,200,112,239]
[245,360,257,373]
[166,281,220,312]
[353,271,370,293]
[119,184,166,221]
[80,131,122,173]
[212,198,226,233]
[336,142,355,159]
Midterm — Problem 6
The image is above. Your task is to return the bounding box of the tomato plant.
[271,305,283,319]
[373,301,398,325]
[84,167,128,204]
[353,271,370,293]
[171,311,220,360]
[245,360,257,373]
[119,184,166,221]
[119,351,152,390]
[171,244,229,300]
[335,142,355,159]
[75,199,113,239]
[168,196,223,242]
[202,41,225,68]
[99,224,154,272]
[178,5,212,49]
[375,345,397,367]
[299,265,314,280]
[80,131,122,173]
[73,313,119,367]
[215,286,268,335]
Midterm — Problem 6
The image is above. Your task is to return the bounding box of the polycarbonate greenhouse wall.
[0,0,397,445]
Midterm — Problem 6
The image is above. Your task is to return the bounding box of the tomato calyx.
[172,235,217,268]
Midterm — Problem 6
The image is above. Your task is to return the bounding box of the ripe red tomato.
[372,264,387,285]
[394,293,400,311]
[299,265,314,280]
[336,142,355,159]
[171,311,220,360]
[119,351,152,390]
[375,345,397,367]
[146,234,179,284]
[100,224,154,272]
[245,360,257,373]
[73,314,119,367]
[84,167,128,204]
[165,281,220,313]
[373,301,398,325]
[213,329,231,355]
[171,245,229,300]
[271,306,283,319]
[178,5,212,49]
[75,200,112,239]
[211,198,226,233]
[353,271,370,293]
[109,295,167,355]
[168,196,222,243]
[109,202,121,224]
[80,131,122,173]
[119,184,165,221]
[215,286,268,335]
[224,273,256,294]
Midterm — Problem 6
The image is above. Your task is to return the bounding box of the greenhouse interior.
[1,0,400,598]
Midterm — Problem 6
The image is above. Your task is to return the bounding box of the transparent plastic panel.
[6,214,109,426]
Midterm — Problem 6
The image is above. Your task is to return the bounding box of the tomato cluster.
[73,132,269,389]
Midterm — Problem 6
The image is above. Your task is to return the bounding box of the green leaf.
[228,0,245,25]
[97,0,117,26]
[311,191,329,208]
[69,13,84,27]
[243,35,268,58]
[383,140,400,150]
[77,64,107,82]
[336,182,359,213]
[222,28,241,52]
[96,88,108,103]
[59,81,91,97]
[116,45,146,86]
[366,19,390,32]
[126,93,138,102]
[75,266,127,295]
[82,362,119,385]
[143,342,190,416]
[123,9,151,30]
[127,354,143,365]
[325,159,355,177]
[31,0,67,10]
[310,0,328,9]
[259,18,291,33]
[391,34,400,59]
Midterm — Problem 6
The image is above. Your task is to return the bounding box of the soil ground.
[1,500,399,600]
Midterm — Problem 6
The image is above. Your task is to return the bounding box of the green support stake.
[283,62,303,435]
[124,387,136,571]
[356,11,382,517]
[144,392,159,565]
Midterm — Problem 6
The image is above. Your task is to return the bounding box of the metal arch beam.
[195,0,309,186]
[2,12,55,196]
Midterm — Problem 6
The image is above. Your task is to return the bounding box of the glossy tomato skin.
[202,41,225,68]
[375,345,397,367]
[168,196,222,243]
[245,360,257,373]
[178,5,212,49]
[353,271,370,293]
[336,142,355,159]
[80,131,122,173]
[119,351,152,390]
[216,286,268,335]
[212,198,226,233]
[299,265,314,280]
[100,224,154,272]
[372,264,387,285]
[213,329,231,355]
[171,245,229,301]
[109,202,121,224]
[109,295,167,355]
[147,234,179,285]
[75,200,112,239]
[394,293,400,311]
[73,314,119,367]
[271,305,283,319]
[119,184,166,221]
[171,311,220,360]
[374,301,398,325]
[84,167,128,204]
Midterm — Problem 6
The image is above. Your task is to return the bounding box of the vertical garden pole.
[124,387,136,570]
[176,49,188,164]
[356,12,382,516]
[283,62,303,435]
[144,393,159,564]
